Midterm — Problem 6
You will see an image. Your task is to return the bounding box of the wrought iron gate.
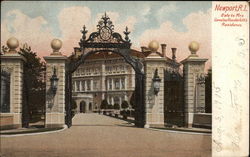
[0,70,10,113]
[64,13,145,128]
[164,70,184,127]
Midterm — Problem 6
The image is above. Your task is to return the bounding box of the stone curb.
[0,125,68,137]
[146,127,211,136]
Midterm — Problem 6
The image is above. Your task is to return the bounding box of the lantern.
[50,67,59,94]
[152,68,161,96]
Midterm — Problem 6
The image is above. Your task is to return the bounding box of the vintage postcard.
[0,1,249,157]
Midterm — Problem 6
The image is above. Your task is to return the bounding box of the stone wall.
[44,55,67,128]
[144,58,166,127]
[1,54,24,128]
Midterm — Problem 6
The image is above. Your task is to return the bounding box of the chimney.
[161,44,167,57]
[171,48,177,60]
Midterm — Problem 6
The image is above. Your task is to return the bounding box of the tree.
[107,104,113,109]
[113,103,120,110]
[121,101,129,119]
[21,45,46,126]
[121,100,129,110]
[100,99,108,109]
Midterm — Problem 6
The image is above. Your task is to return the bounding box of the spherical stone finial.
[148,40,159,52]
[189,41,199,54]
[7,37,19,51]
[51,39,62,53]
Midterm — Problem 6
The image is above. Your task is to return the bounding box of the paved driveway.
[0,113,211,157]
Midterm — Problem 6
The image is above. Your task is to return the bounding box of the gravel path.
[0,113,211,157]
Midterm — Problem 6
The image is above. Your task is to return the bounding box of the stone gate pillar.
[0,37,25,129]
[180,41,208,128]
[44,39,67,128]
[144,41,166,128]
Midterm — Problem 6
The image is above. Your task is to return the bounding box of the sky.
[1,1,212,68]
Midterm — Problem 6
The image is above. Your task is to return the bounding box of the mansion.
[71,49,144,113]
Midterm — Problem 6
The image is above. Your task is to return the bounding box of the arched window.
[115,79,120,89]
[114,96,120,105]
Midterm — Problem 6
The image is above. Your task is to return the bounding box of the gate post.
[134,73,146,128]
[180,41,207,128]
[0,37,25,129]
[144,41,166,128]
[44,39,67,128]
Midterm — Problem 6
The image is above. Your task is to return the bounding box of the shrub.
[121,101,129,110]
[107,104,113,109]
[113,103,120,110]
[100,99,108,109]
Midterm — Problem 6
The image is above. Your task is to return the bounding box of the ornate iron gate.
[0,70,10,113]
[164,70,184,127]
[65,13,145,128]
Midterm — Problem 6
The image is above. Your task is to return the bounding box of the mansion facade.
[71,50,144,113]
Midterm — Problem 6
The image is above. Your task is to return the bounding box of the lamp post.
[152,68,161,96]
[50,67,59,95]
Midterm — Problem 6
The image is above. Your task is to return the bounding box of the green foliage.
[121,100,129,109]
[100,99,108,109]
[113,103,120,110]
[18,45,46,121]
[107,104,113,109]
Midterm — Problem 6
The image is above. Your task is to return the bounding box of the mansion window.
[109,97,112,104]
[109,79,112,90]
[95,68,99,74]
[115,79,120,89]
[87,80,91,91]
[76,81,80,91]
[120,65,124,72]
[113,66,117,72]
[93,81,97,90]
[121,78,125,89]
[121,95,125,102]
[81,80,85,91]
[86,68,90,75]
[106,66,112,73]
[72,82,75,91]
[114,97,120,105]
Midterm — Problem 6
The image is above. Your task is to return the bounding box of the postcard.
[0,1,249,157]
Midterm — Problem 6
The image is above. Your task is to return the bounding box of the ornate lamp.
[196,73,205,86]
[50,67,59,94]
[152,68,161,96]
